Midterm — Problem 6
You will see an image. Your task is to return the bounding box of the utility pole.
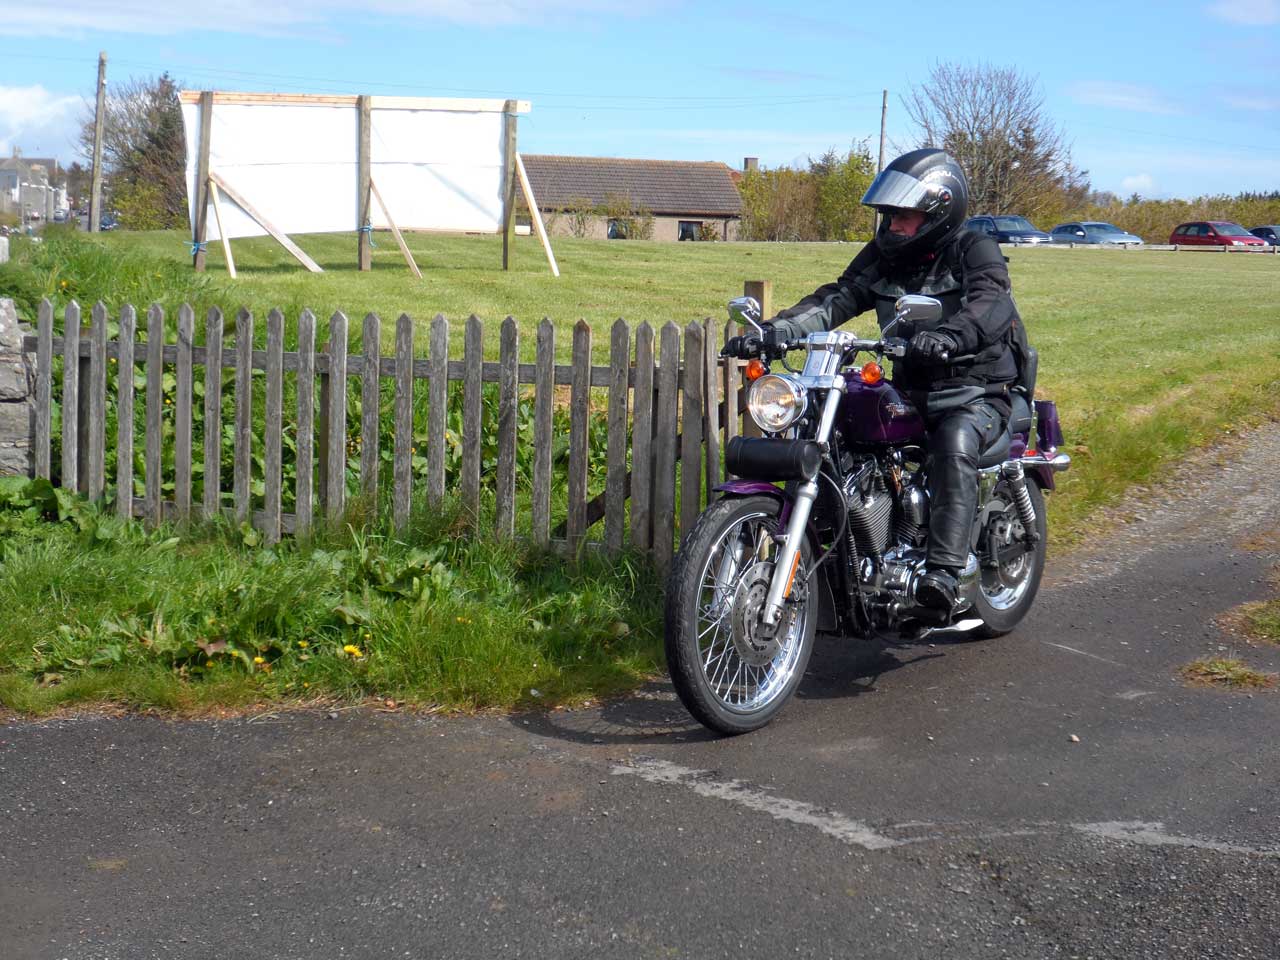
[89,51,106,233]
[875,88,888,234]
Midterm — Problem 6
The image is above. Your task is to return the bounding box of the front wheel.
[972,479,1048,637]
[664,495,817,735]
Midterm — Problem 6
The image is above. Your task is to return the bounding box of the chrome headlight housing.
[747,374,807,432]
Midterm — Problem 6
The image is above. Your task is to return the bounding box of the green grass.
[4,228,1280,714]
[1239,599,1280,644]
[0,487,661,716]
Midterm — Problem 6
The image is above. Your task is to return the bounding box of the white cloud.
[0,86,83,162]
[1066,81,1181,115]
[0,0,661,37]
[1206,0,1280,26]
[1119,173,1157,195]
[1224,93,1280,111]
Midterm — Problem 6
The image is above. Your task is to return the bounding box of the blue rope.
[358,225,376,248]
[188,240,208,256]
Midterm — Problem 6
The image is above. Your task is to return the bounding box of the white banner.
[182,94,525,241]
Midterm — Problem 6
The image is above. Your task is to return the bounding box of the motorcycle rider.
[728,148,1021,613]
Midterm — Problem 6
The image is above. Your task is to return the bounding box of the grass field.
[2,228,1279,714]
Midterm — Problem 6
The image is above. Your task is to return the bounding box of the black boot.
[915,567,960,612]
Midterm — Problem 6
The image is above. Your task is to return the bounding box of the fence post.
[296,310,316,538]
[680,321,704,545]
[233,308,254,526]
[532,318,554,546]
[0,298,35,477]
[263,308,285,544]
[652,322,681,571]
[392,313,413,532]
[117,306,136,518]
[630,322,655,552]
[174,304,194,521]
[566,319,592,551]
[495,316,519,539]
[202,308,224,521]
[145,304,164,528]
[462,315,483,523]
[86,302,108,501]
[61,301,80,493]
[604,318,629,554]
[360,313,381,507]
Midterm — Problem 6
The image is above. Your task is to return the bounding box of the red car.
[1169,221,1267,246]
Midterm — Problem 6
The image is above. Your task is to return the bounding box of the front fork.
[760,383,845,629]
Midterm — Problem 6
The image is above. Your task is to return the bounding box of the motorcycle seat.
[1008,392,1033,435]
[976,392,1031,468]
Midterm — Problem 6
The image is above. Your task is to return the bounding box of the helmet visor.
[861,169,933,212]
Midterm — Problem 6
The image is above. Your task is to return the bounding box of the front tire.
[972,479,1048,637]
[664,495,817,735]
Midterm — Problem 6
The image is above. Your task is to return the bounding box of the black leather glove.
[722,324,780,359]
[908,329,958,364]
[721,334,761,359]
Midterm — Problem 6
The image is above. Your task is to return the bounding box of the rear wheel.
[972,480,1047,638]
[664,495,817,735]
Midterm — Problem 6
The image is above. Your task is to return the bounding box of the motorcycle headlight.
[748,374,807,432]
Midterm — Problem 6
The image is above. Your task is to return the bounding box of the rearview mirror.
[893,294,942,325]
[727,296,764,336]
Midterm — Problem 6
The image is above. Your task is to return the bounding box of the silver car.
[1051,221,1143,245]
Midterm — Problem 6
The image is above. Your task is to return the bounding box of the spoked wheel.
[664,495,817,735]
[972,479,1048,638]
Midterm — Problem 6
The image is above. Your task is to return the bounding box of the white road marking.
[611,757,902,850]
[1041,641,1129,667]
[607,761,1277,857]
[1073,821,1280,857]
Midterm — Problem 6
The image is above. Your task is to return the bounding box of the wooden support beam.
[207,177,236,279]
[192,90,213,271]
[207,170,323,273]
[515,153,559,278]
[501,99,518,271]
[357,94,372,271]
[369,178,423,279]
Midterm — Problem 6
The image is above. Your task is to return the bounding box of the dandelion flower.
[253,656,266,665]
[343,644,364,658]
[297,640,309,649]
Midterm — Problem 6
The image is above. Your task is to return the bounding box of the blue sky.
[2,0,1277,200]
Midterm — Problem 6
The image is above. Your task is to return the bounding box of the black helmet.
[862,148,969,262]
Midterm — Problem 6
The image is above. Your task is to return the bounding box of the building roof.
[521,155,742,218]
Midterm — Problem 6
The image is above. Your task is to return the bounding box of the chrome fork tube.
[760,384,843,628]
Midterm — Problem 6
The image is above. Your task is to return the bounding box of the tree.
[810,141,877,241]
[903,62,1088,221]
[80,73,189,230]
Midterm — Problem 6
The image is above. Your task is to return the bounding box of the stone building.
[521,155,743,242]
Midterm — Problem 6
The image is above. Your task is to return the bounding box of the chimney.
[743,157,758,172]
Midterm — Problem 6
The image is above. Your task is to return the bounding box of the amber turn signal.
[859,361,883,384]
[744,359,767,382]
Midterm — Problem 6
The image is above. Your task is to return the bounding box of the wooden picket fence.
[25,299,745,569]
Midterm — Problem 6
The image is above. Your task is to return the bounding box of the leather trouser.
[925,401,1004,570]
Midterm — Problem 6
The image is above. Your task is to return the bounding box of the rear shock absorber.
[1000,461,1040,542]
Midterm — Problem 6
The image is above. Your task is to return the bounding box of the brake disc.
[730,562,797,668]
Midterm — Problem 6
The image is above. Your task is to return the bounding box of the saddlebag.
[726,437,823,481]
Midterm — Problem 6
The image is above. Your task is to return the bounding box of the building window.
[607,219,629,240]
[678,220,702,241]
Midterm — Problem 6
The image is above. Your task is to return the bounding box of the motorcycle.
[664,294,1070,735]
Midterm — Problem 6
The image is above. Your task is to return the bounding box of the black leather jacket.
[770,227,1020,400]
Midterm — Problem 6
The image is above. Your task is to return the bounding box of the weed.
[1180,657,1277,690]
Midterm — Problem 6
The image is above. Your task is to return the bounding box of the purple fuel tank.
[838,373,927,445]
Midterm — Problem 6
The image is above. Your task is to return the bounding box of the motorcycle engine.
[843,461,894,556]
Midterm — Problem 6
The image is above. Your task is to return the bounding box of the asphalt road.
[3,429,1279,960]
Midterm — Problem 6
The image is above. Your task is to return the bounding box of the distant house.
[520,155,743,242]
[0,150,62,219]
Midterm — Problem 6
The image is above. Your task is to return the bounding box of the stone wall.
[0,298,35,476]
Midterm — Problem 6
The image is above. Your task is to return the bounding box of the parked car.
[99,215,117,231]
[1050,221,1143,245]
[52,209,68,223]
[1169,221,1266,246]
[1248,225,1280,245]
[964,215,1052,244]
